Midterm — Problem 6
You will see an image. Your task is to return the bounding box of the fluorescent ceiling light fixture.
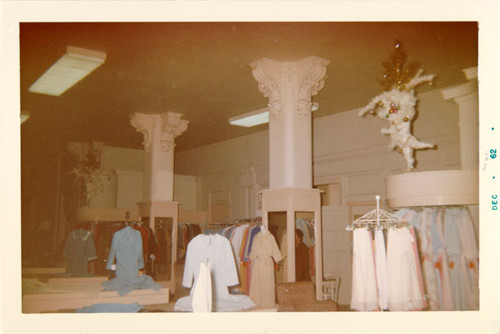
[229,102,319,127]
[229,106,270,127]
[29,46,106,96]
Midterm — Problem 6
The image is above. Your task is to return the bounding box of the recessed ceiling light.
[29,46,106,96]
[229,102,319,127]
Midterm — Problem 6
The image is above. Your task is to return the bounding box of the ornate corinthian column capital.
[296,56,329,116]
[131,112,188,152]
[159,112,189,152]
[250,58,284,117]
[130,112,158,152]
[250,56,329,118]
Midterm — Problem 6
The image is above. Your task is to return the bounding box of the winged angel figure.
[359,44,436,170]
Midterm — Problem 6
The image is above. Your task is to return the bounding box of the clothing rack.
[233,217,262,225]
[74,219,153,276]
[346,195,409,231]
[401,204,469,211]
[208,222,234,228]
[208,217,262,228]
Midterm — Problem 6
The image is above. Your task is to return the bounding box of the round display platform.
[386,170,478,208]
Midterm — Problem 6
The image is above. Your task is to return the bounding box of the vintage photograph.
[19,21,479,313]
[3,3,498,332]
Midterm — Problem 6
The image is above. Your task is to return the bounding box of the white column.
[131,112,188,202]
[441,67,479,170]
[130,112,187,292]
[252,57,328,298]
[251,56,329,189]
[441,67,479,238]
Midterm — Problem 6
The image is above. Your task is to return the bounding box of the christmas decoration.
[67,141,113,204]
[359,41,435,170]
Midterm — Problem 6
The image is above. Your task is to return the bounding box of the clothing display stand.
[346,195,408,231]
[261,188,323,301]
[385,170,478,209]
[386,170,479,311]
[346,195,429,312]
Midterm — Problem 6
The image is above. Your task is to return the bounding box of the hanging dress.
[249,230,283,308]
[386,227,426,311]
[415,209,440,311]
[102,226,163,296]
[175,234,255,312]
[456,208,479,309]
[445,208,476,310]
[350,228,378,311]
[230,224,248,271]
[63,228,97,276]
[430,210,454,310]
[374,229,388,310]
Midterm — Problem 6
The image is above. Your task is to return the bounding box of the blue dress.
[102,226,162,296]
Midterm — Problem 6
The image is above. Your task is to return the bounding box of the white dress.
[350,228,378,311]
[175,234,255,312]
[249,231,283,308]
[374,229,389,310]
[386,227,426,311]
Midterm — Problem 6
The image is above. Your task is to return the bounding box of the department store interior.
[19,21,480,314]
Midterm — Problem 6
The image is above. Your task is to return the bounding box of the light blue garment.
[430,210,443,255]
[409,210,421,229]
[76,303,143,313]
[102,226,162,296]
[428,209,444,307]
[445,208,468,310]
[444,209,462,257]
[393,208,411,220]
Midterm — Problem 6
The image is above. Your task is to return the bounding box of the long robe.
[102,226,162,296]
[249,231,282,308]
[175,234,255,312]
